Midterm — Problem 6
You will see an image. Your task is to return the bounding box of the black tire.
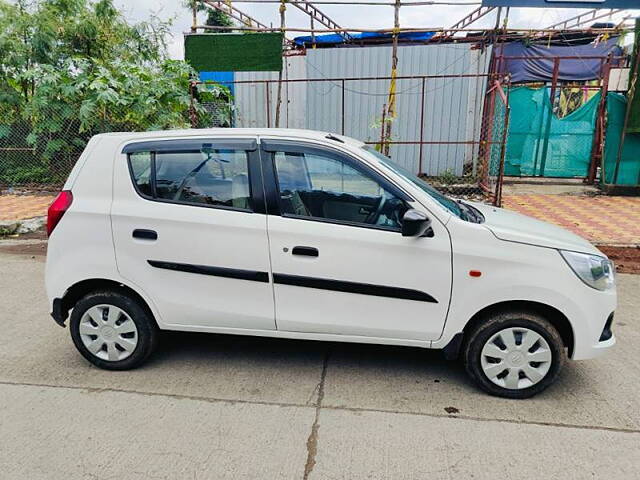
[463,310,566,399]
[70,290,158,370]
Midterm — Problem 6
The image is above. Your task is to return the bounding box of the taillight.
[47,190,73,237]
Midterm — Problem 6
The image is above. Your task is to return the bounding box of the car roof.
[97,128,364,148]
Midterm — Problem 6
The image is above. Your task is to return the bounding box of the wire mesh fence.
[193,73,511,205]
[2,73,509,206]
[481,80,510,206]
[0,101,220,192]
[0,118,81,191]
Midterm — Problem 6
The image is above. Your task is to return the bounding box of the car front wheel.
[463,311,566,399]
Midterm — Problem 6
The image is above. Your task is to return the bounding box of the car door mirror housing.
[401,209,433,237]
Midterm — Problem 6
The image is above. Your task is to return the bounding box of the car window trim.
[124,139,265,214]
[281,212,402,233]
[150,151,158,198]
[122,138,257,154]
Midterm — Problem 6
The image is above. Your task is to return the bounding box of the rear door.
[111,137,276,332]
[260,139,452,341]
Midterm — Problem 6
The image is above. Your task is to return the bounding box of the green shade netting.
[625,18,640,134]
[185,33,283,72]
[603,92,640,186]
[505,86,600,177]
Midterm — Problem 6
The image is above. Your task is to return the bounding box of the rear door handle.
[292,246,319,257]
[133,229,157,241]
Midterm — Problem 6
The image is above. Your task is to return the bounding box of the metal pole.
[496,85,511,207]
[378,104,387,152]
[265,82,271,128]
[418,77,426,175]
[493,7,502,31]
[537,57,560,177]
[478,51,498,189]
[587,54,612,184]
[341,79,346,135]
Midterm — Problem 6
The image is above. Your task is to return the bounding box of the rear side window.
[127,146,252,211]
[129,152,153,197]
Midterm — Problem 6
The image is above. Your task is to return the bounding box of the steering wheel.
[365,195,386,225]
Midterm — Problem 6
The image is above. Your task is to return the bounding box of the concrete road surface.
[1,247,639,479]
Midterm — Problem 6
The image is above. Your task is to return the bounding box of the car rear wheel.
[70,290,158,370]
[463,311,566,399]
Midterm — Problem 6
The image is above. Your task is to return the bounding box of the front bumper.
[586,334,616,359]
[50,298,67,327]
[573,309,616,360]
[599,312,615,342]
[585,312,616,359]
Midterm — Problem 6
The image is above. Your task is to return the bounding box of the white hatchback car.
[45,129,616,398]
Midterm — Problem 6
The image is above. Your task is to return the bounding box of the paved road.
[1,247,639,479]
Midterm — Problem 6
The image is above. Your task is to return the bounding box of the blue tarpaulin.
[496,38,623,83]
[293,31,435,47]
[199,71,235,97]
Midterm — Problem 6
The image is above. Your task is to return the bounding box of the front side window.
[128,147,252,210]
[272,149,408,229]
[361,146,463,218]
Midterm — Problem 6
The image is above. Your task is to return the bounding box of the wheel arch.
[462,300,575,358]
[58,278,158,328]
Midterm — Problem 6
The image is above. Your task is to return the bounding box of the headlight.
[560,250,615,291]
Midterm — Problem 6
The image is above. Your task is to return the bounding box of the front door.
[111,137,276,331]
[261,139,452,341]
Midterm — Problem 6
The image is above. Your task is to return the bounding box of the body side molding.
[148,260,269,283]
[273,273,438,303]
[148,260,437,303]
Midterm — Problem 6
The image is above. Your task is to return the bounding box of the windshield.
[361,146,463,218]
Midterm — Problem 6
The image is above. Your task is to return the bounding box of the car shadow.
[149,329,469,385]
[146,329,583,403]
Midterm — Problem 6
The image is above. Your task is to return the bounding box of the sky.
[112,1,637,59]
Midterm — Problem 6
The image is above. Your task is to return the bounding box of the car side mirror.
[401,209,433,237]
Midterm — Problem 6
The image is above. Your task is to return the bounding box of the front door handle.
[292,246,319,257]
[133,229,157,241]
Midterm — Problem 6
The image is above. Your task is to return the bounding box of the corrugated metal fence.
[232,44,492,176]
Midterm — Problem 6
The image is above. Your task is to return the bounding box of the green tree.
[184,0,235,32]
[205,9,234,31]
[0,0,224,185]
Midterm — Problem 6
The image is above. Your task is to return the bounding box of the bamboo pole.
[613,36,640,184]
[275,0,286,128]
[311,16,316,47]
[191,0,198,32]
[192,25,632,34]
[205,0,483,4]
[383,0,401,156]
